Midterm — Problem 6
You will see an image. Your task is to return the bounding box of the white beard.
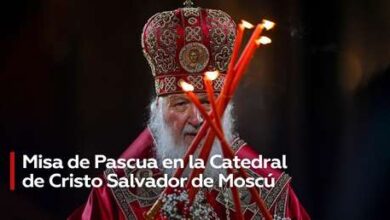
[148,97,236,181]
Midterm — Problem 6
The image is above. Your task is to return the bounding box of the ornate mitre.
[141,1,236,96]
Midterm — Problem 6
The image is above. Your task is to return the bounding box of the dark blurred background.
[1,0,389,219]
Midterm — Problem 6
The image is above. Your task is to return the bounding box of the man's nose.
[187,104,203,127]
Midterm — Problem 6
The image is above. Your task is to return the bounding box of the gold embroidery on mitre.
[206,9,236,72]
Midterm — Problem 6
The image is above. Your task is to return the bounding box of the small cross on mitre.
[183,0,195,7]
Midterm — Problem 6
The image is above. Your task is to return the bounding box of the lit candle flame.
[205,71,220,81]
[255,36,272,45]
[179,79,194,92]
[240,20,254,29]
[262,19,275,30]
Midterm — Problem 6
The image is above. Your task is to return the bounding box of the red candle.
[181,84,219,135]
[187,33,272,219]
[184,114,272,220]
[204,71,221,124]
[179,81,272,220]
[145,118,211,220]
[178,80,229,193]
[230,36,272,94]
[216,20,254,113]
[229,19,275,94]
[235,23,264,68]
[186,128,273,220]
[235,19,274,72]
[191,92,239,188]
[204,72,244,220]
[228,20,254,73]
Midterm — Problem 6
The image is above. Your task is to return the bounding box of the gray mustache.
[182,125,199,134]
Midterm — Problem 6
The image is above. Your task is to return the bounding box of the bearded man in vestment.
[68,2,310,220]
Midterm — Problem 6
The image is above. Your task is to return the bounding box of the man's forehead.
[165,93,210,101]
